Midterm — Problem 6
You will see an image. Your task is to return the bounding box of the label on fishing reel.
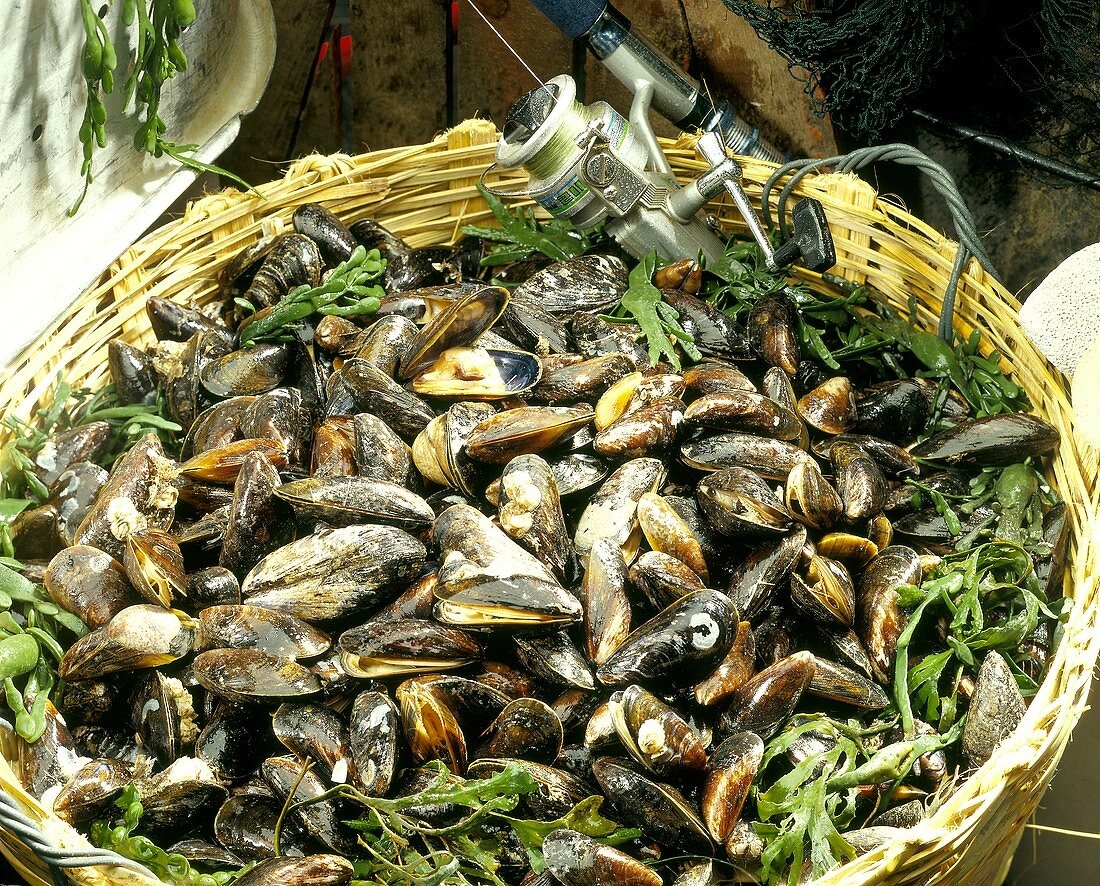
[534,112,634,220]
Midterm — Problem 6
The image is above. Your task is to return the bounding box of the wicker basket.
[0,119,1096,886]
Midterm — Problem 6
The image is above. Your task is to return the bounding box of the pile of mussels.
[5,203,1064,886]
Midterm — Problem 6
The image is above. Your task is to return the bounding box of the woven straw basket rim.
[0,119,1096,886]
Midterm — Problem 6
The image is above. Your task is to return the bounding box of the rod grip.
[528,0,608,38]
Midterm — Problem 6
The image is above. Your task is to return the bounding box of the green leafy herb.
[504,795,640,873]
[461,184,596,265]
[92,785,252,885]
[239,245,386,346]
[608,251,697,370]
[72,1,257,215]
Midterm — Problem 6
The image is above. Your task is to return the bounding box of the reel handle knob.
[772,198,836,273]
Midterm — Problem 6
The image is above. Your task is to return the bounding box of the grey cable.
[759,144,999,340]
[0,788,154,880]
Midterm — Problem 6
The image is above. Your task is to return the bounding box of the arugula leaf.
[504,795,640,873]
[462,184,589,264]
[617,252,687,369]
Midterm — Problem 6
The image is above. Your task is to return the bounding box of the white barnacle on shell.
[107,496,148,540]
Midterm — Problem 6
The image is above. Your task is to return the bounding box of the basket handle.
[759,144,999,341]
[0,788,154,884]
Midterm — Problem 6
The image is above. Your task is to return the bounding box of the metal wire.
[760,143,999,340]
[0,788,154,880]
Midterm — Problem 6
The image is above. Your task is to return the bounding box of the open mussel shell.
[242,525,427,620]
[276,476,434,531]
[234,854,354,886]
[784,459,842,530]
[609,684,707,775]
[412,346,542,399]
[574,457,665,560]
[396,680,467,773]
[857,545,920,684]
[543,828,662,886]
[338,617,482,678]
[58,605,193,681]
[196,605,330,659]
[581,537,631,666]
[910,412,1059,466]
[193,648,322,704]
[434,573,584,629]
[681,432,808,480]
[124,528,186,608]
[597,589,736,687]
[696,467,791,538]
[592,756,712,852]
[476,698,564,764]
[702,731,764,843]
[130,671,198,764]
[45,545,139,629]
[817,531,878,566]
[465,406,594,464]
[807,657,890,709]
[514,254,627,314]
[262,756,357,853]
[399,286,509,379]
[349,690,400,796]
[718,650,815,740]
[789,555,856,628]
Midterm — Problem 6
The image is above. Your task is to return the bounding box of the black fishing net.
[720,0,1100,167]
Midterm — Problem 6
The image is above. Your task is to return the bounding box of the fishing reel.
[493,73,835,273]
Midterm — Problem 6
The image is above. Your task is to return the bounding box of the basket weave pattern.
[0,120,1096,886]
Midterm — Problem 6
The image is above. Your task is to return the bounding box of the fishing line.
[465,0,548,88]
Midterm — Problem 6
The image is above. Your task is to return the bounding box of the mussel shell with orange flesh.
[412,346,542,399]
[592,396,684,458]
[396,680,467,773]
[398,286,509,379]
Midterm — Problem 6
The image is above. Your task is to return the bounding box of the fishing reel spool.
[493,73,836,274]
